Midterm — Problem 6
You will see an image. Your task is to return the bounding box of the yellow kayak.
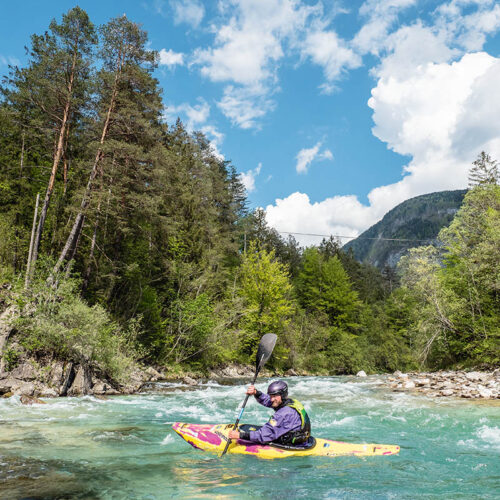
[172,422,400,459]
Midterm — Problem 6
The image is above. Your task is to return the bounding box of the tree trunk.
[13,131,25,272]
[53,53,123,275]
[25,193,40,287]
[30,51,78,272]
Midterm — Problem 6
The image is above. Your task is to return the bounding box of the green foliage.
[3,346,20,372]
[13,262,138,382]
[398,181,500,368]
[162,293,216,364]
[297,248,361,331]
[468,151,499,187]
[239,242,293,356]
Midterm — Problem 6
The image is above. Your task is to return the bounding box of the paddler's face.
[270,394,282,407]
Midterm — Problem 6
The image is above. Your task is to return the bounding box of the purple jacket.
[247,392,305,445]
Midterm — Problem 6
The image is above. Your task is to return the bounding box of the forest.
[0,8,498,383]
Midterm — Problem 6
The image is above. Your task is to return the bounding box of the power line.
[276,230,434,243]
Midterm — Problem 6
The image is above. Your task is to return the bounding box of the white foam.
[329,416,356,426]
[161,435,175,445]
[477,425,500,450]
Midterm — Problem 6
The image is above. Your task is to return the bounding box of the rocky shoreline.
[385,369,500,399]
[1,358,499,402]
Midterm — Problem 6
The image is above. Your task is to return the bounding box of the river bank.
[1,355,499,401]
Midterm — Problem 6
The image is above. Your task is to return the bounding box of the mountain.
[343,190,467,269]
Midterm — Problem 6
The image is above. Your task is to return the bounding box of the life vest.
[272,398,311,445]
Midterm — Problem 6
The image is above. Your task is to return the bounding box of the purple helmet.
[267,380,288,399]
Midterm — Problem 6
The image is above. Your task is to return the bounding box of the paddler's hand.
[246,385,257,395]
[228,430,240,440]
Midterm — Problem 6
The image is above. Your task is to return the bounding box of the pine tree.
[468,151,499,187]
[54,15,161,276]
[3,8,96,278]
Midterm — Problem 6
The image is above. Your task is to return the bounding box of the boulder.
[414,378,430,387]
[465,372,482,382]
[222,366,240,378]
[285,369,298,377]
[478,388,493,399]
[356,371,367,377]
[0,376,17,394]
[9,361,38,381]
[18,381,35,396]
[49,361,65,387]
[393,370,403,377]
[20,394,46,405]
[403,380,415,389]
[182,376,198,386]
[440,389,454,396]
[145,367,162,381]
[38,387,58,398]
[67,365,93,396]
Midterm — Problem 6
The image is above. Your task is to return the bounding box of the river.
[0,376,499,499]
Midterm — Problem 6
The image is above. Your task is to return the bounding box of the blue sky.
[1,1,500,245]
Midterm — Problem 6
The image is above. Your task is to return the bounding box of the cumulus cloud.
[262,1,500,244]
[158,48,184,67]
[170,0,205,28]
[295,142,333,174]
[301,30,361,84]
[266,52,500,245]
[240,163,262,192]
[217,85,276,130]
[265,192,377,247]
[352,0,417,56]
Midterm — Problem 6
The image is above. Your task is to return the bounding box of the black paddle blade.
[256,333,277,370]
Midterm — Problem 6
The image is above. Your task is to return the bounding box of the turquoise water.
[0,376,499,499]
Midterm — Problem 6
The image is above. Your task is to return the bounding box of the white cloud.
[319,149,333,161]
[265,192,377,247]
[295,142,333,174]
[301,30,361,83]
[240,163,262,192]
[170,0,205,28]
[217,85,275,130]
[353,0,417,56]
[193,0,312,85]
[433,1,500,51]
[158,48,184,67]
[165,98,210,130]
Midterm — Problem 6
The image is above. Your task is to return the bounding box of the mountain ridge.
[344,189,467,268]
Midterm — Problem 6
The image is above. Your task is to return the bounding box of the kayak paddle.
[220,333,277,457]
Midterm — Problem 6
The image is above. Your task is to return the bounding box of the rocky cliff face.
[344,190,467,268]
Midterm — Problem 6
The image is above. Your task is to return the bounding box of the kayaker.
[228,380,311,447]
